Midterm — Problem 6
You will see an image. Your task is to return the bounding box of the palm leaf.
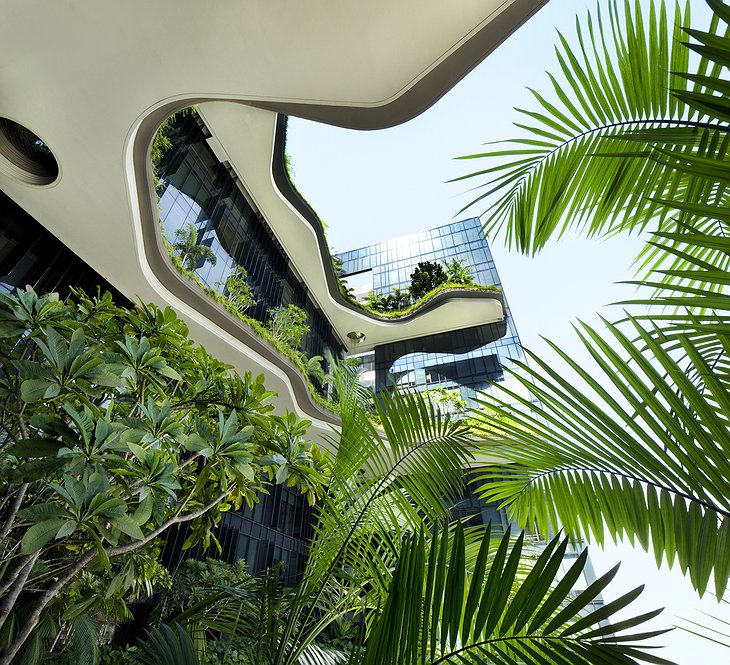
[471,315,730,600]
[273,386,476,665]
[676,598,730,649]
[452,0,730,255]
[364,523,673,665]
[133,624,200,665]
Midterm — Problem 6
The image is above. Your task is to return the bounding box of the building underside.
[0,1,551,580]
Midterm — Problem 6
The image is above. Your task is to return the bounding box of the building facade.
[338,217,525,407]
[0,111,512,585]
[156,112,346,372]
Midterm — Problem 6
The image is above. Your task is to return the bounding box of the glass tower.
[337,217,524,407]
[339,220,600,604]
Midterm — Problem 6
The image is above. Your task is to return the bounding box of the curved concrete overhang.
[270,114,506,334]
[196,102,505,355]
[0,0,547,433]
[375,320,508,371]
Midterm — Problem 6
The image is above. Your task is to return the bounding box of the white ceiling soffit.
[0,0,548,428]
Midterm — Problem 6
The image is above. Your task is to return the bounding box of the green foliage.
[474,312,730,598]
[465,405,523,438]
[409,261,447,301]
[267,305,309,350]
[302,355,325,384]
[444,258,474,285]
[162,246,338,414]
[364,282,500,318]
[152,107,195,189]
[200,640,251,665]
[422,386,467,414]
[219,267,257,315]
[468,0,730,603]
[161,559,254,618]
[384,286,411,312]
[283,153,295,179]
[173,222,218,272]
[364,523,669,665]
[454,0,729,263]
[363,291,387,311]
[133,624,200,665]
[0,288,326,663]
[124,373,672,665]
[99,645,140,665]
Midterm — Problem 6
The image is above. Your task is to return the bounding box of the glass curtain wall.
[155,113,338,580]
[338,218,524,406]
[0,191,126,302]
[156,113,345,376]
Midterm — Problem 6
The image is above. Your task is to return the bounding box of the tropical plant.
[423,386,468,414]
[142,558,265,664]
[444,258,475,285]
[363,291,387,311]
[151,375,672,665]
[133,624,200,665]
[364,523,670,665]
[151,107,195,190]
[362,283,499,316]
[409,261,448,300]
[173,222,218,272]
[459,0,730,602]
[384,287,411,312]
[220,266,257,315]
[158,558,254,620]
[302,355,325,385]
[453,0,729,272]
[676,597,730,650]
[0,288,325,664]
[267,305,309,350]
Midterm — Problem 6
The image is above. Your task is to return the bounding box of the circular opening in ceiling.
[0,118,59,185]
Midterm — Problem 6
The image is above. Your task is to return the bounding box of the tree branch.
[0,483,28,542]
[0,491,230,663]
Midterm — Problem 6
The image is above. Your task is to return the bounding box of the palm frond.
[274,388,475,665]
[364,523,672,665]
[299,644,350,665]
[133,623,200,665]
[59,613,100,665]
[306,391,473,588]
[453,0,730,255]
[471,315,730,600]
[676,598,730,649]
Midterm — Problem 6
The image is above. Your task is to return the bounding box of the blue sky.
[286,1,727,661]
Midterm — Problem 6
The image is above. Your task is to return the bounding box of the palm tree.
[455,0,730,600]
[453,0,729,273]
[363,523,670,665]
[149,365,671,664]
[172,222,217,272]
[444,258,474,285]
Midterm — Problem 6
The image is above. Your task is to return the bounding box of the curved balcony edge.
[134,101,341,426]
[270,115,506,326]
[249,0,548,130]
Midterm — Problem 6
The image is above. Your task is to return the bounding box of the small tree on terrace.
[221,265,257,314]
[444,258,474,285]
[384,287,411,312]
[172,222,217,273]
[423,386,467,415]
[363,291,387,312]
[409,261,447,301]
[267,304,309,350]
